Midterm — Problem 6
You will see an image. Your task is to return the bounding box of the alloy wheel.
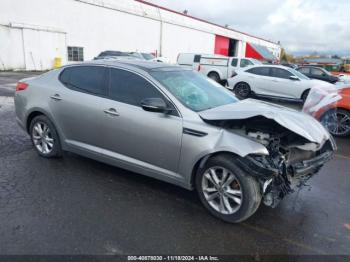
[32,122,54,154]
[322,111,350,136]
[201,166,243,215]
[235,83,250,98]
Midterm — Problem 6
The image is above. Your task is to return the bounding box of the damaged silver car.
[14,60,336,223]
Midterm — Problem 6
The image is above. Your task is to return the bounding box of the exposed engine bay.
[205,116,335,208]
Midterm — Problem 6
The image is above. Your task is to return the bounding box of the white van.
[177,53,205,70]
[177,53,262,83]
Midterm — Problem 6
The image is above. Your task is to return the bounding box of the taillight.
[16,82,29,91]
[197,65,201,71]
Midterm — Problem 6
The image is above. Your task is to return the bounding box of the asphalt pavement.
[0,71,350,255]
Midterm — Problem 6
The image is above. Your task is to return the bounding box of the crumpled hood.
[199,99,330,145]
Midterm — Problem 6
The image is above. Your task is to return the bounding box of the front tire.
[29,115,62,158]
[195,154,261,223]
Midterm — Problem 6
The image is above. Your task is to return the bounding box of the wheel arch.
[301,88,310,100]
[190,151,241,189]
[25,109,64,145]
[320,107,350,119]
[207,70,222,80]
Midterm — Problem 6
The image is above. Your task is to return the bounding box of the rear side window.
[59,66,107,96]
[109,68,164,107]
[270,68,293,79]
[193,55,201,63]
[246,67,270,76]
[231,58,238,67]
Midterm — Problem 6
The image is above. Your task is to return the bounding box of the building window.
[68,46,84,62]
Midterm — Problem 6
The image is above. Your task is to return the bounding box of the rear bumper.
[16,116,26,131]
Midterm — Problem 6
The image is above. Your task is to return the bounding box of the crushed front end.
[237,134,335,207]
[205,116,336,208]
[232,118,336,208]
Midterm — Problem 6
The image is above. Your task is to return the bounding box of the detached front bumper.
[292,150,333,176]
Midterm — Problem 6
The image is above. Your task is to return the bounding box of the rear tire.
[208,72,220,83]
[29,115,62,158]
[321,109,350,137]
[195,154,261,223]
[234,82,251,99]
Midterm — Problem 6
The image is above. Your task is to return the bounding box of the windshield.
[251,59,262,65]
[142,53,155,60]
[288,68,310,80]
[151,70,238,112]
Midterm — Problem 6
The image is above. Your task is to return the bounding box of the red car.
[303,86,350,137]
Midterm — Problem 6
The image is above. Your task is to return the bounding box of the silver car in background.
[14,60,335,223]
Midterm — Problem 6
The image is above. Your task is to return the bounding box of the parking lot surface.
[0,72,350,255]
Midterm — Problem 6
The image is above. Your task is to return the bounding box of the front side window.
[109,68,164,107]
[240,59,253,68]
[298,67,310,74]
[270,68,293,79]
[60,66,107,96]
[68,46,84,62]
[311,68,325,76]
[151,70,238,112]
[288,68,310,80]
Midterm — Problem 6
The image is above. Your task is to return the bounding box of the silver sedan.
[14,60,335,222]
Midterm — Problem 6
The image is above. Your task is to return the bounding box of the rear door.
[50,65,108,148]
[244,67,271,95]
[99,67,183,173]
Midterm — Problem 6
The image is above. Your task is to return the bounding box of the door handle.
[50,94,62,101]
[103,108,119,116]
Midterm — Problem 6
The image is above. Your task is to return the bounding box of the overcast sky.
[146,0,350,56]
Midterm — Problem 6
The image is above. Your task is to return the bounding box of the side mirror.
[141,98,172,113]
[289,75,300,81]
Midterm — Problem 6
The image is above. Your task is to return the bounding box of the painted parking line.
[334,154,350,160]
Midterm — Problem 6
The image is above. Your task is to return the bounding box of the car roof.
[244,64,292,70]
[63,59,188,73]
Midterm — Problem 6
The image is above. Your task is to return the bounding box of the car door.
[228,58,238,77]
[50,65,108,149]
[99,67,183,173]
[239,58,254,69]
[268,68,303,99]
[244,67,271,95]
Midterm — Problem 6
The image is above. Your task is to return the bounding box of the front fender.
[178,128,268,188]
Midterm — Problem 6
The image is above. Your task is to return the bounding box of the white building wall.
[161,23,215,62]
[0,0,281,70]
